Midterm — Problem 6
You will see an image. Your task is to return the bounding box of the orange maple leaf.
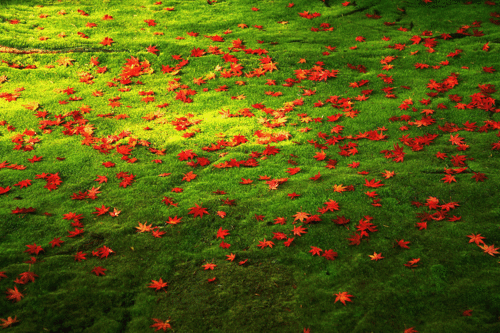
[334,291,354,305]
[291,225,307,237]
[100,37,115,46]
[148,278,168,292]
[381,170,395,179]
[136,222,153,233]
[333,184,347,193]
[293,211,310,222]
[480,244,499,256]
[56,56,75,67]
[404,258,420,268]
[203,263,216,270]
[182,171,197,182]
[151,318,172,331]
[369,252,384,261]
[0,316,19,328]
[467,233,486,246]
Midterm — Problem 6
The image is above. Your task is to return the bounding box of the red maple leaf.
[147,45,159,55]
[291,225,307,237]
[322,249,338,260]
[188,204,209,218]
[191,48,206,57]
[93,204,110,216]
[309,171,321,181]
[240,178,253,184]
[0,186,11,195]
[286,167,301,175]
[49,237,64,248]
[178,149,197,161]
[416,222,427,230]
[24,243,44,255]
[67,228,84,238]
[347,233,362,246]
[309,246,322,256]
[483,66,496,73]
[12,207,36,214]
[364,178,384,188]
[257,238,275,249]
[152,229,166,238]
[440,200,459,211]
[166,216,182,225]
[332,215,350,225]
[216,227,230,239]
[272,232,287,241]
[162,197,178,207]
[462,309,473,316]
[14,179,32,188]
[441,174,456,184]
[467,233,486,246]
[397,239,410,249]
[148,278,168,292]
[63,212,84,223]
[436,152,447,159]
[404,258,420,268]
[323,199,340,212]
[404,327,418,333]
[262,145,280,155]
[219,241,231,249]
[255,214,265,221]
[14,271,38,284]
[203,263,216,270]
[96,245,114,259]
[314,150,326,161]
[471,172,487,182]
[91,266,107,276]
[272,217,286,225]
[74,252,87,262]
[182,171,197,182]
[5,286,24,303]
[27,155,43,163]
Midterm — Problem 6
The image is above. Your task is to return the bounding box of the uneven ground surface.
[1,0,500,332]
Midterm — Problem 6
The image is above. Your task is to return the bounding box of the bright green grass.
[1,0,500,332]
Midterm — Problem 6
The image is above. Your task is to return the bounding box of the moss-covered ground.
[1,0,500,332]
